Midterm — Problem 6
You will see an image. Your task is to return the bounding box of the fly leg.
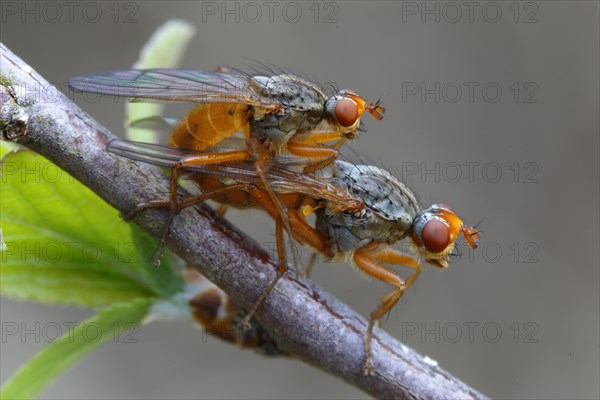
[128,183,252,266]
[239,194,331,327]
[375,247,422,294]
[353,245,420,375]
[287,131,346,173]
[240,217,287,329]
[286,208,333,277]
[235,183,290,328]
[252,144,303,278]
[124,150,252,265]
[286,209,331,251]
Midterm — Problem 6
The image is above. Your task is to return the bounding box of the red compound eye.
[422,219,450,253]
[335,98,359,127]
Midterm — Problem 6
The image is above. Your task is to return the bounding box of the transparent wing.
[107,139,363,211]
[69,69,278,108]
[107,139,194,167]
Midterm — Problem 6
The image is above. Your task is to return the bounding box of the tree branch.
[0,42,488,399]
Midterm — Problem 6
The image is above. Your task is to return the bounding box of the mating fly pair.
[69,65,479,374]
[105,140,480,374]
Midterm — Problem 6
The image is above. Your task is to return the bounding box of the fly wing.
[69,69,279,108]
[107,139,363,211]
[107,139,260,181]
[107,139,307,182]
[107,139,194,167]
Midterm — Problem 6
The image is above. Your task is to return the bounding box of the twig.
[0,42,488,400]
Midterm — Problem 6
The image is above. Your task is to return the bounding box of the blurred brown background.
[1,1,598,399]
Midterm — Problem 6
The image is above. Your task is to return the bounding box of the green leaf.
[0,150,181,306]
[0,298,151,400]
[0,141,20,159]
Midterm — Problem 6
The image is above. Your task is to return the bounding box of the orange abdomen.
[169,103,251,151]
